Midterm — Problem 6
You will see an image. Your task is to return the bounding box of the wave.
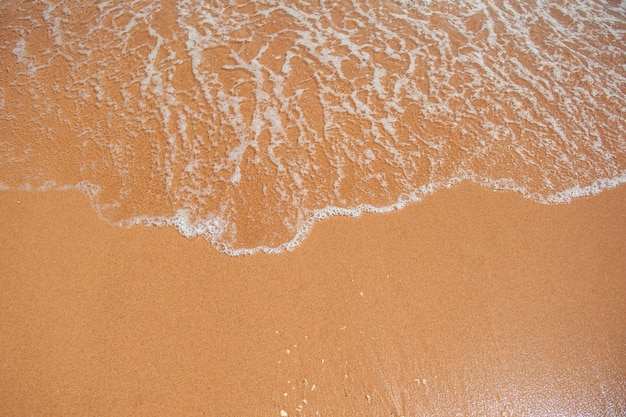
[1,0,625,254]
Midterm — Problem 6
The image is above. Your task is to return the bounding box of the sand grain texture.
[1,2,625,414]
[1,183,625,416]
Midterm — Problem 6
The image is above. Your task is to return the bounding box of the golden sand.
[1,1,625,415]
[1,182,624,416]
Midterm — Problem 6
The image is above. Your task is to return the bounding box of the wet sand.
[0,182,624,416]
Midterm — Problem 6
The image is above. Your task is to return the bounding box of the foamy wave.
[1,0,625,254]
[70,170,626,256]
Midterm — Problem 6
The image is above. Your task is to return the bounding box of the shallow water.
[1,0,625,254]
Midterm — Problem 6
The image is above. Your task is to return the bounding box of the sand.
[0,182,624,416]
[1,1,625,415]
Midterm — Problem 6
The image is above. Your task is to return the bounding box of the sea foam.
[0,0,624,254]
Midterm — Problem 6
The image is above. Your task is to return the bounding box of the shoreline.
[1,182,624,416]
[3,173,625,255]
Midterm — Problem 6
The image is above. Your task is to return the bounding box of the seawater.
[0,0,625,255]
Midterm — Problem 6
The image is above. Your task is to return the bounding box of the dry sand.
[0,182,624,416]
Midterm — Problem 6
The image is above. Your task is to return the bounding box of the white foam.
[12,38,27,64]
[1,0,624,255]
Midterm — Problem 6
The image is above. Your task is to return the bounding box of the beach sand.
[1,1,625,415]
[0,182,624,416]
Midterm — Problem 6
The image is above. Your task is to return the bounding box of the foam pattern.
[0,0,624,254]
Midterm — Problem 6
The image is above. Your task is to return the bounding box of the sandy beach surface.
[1,1,625,415]
[0,182,624,416]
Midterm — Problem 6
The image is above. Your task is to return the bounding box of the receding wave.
[1,0,625,254]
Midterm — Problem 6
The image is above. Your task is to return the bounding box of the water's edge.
[3,171,624,256]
